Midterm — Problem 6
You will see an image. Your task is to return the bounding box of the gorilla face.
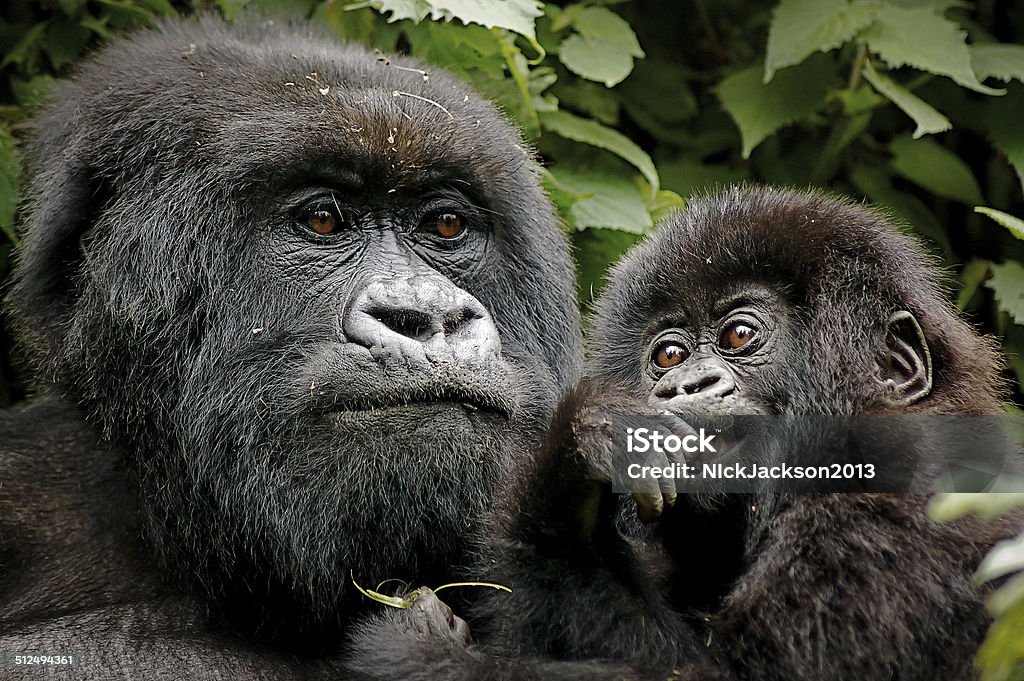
[640,284,798,416]
[10,18,580,633]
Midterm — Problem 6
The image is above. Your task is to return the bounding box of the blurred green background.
[2,1,1024,677]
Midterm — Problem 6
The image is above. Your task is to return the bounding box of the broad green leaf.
[57,0,87,14]
[972,44,1024,85]
[657,156,748,198]
[957,259,990,310]
[646,189,685,224]
[573,227,643,306]
[864,4,1004,95]
[849,163,951,253]
[889,135,983,205]
[9,75,57,112]
[987,260,1024,325]
[977,207,1024,241]
[136,0,177,15]
[986,86,1024,195]
[314,2,382,42]
[540,109,658,196]
[546,165,651,232]
[348,0,429,22]
[246,0,315,17]
[214,0,252,21]
[977,582,1024,681]
[929,492,1024,521]
[43,18,92,70]
[0,126,21,247]
[717,55,837,159]
[862,61,951,138]
[0,22,47,69]
[551,79,620,125]
[572,7,643,57]
[557,7,644,87]
[349,0,543,44]
[977,533,1024,584]
[619,58,697,135]
[764,0,878,82]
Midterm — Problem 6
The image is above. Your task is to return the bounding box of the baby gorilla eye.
[433,212,466,239]
[652,341,689,370]
[306,209,339,235]
[719,321,757,351]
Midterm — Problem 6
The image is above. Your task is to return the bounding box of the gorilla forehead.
[35,16,524,195]
[596,185,947,327]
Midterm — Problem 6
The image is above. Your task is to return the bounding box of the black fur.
[0,16,583,676]
[410,186,1019,681]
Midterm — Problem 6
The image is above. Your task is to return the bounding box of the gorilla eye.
[652,341,688,370]
[719,322,757,351]
[306,209,339,235]
[433,212,466,240]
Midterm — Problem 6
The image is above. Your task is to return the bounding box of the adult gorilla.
[0,16,580,674]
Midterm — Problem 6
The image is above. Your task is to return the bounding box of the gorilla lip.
[313,387,514,417]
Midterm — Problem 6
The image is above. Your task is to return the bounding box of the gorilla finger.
[634,492,664,522]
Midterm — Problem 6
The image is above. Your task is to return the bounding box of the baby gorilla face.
[641,284,796,418]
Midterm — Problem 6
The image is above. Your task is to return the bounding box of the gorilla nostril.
[368,306,434,342]
[442,308,477,337]
[683,373,721,395]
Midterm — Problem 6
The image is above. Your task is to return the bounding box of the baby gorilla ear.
[877,310,933,406]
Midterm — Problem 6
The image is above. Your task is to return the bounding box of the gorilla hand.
[557,384,698,535]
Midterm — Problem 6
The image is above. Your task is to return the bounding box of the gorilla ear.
[876,310,932,406]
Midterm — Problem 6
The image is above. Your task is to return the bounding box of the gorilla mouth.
[313,387,515,418]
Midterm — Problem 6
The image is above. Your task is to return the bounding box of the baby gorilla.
[414,185,1019,681]
[583,185,1019,679]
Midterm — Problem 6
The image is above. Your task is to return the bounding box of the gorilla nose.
[344,276,501,362]
[655,362,736,401]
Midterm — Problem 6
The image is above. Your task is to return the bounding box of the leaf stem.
[847,42,868,92]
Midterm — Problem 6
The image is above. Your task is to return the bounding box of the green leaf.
[864,4,1004,95]
[657,156,748,198]
[717,55,837,159]
[136,0,177,14]
[889,135,983,205]
[929,492,1024,522]
[350,0,543,45]
[618,58,697,136]
[764,0,879,82]
[551,78,620,125]
[977,533,1024,584]
[573,227,643,306]
[987,86,1024,196]
[9,75,58,112]
[0,22,47,69]
[849,163,951,253]
[546,165,652,232]
[972,44,1024,85]
[646,189,685,224]
[977,207,1024,241]
[43,18,92,70]
[987,260,1024,325]
[862,61,951,138]
[0,126,21,247]
[214,0,252,21]
[56,0,87,14]
[977,580,1024,681]
[540,109,658,196]
[557,7,644,87]
[246,0,329,18]
[957,259,990,311]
